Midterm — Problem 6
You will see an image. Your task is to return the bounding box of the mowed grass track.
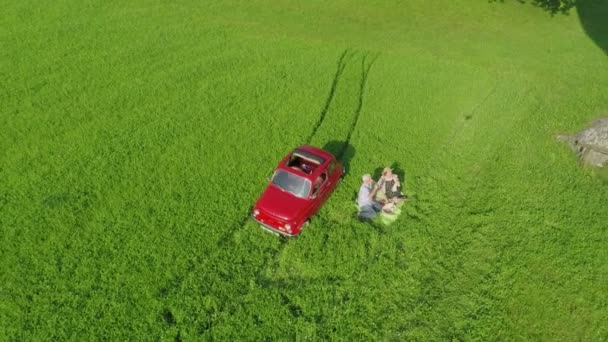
[2,0,608,340]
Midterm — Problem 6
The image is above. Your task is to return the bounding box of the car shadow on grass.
[322,140,355,173]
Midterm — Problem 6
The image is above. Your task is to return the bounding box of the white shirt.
[357,183,373,207]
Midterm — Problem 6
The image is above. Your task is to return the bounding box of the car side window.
[312,172,328,196]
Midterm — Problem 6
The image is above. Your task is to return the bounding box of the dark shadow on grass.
[489,0,607,54]
[280,293,303,318]
[372,162,406,183]
[322,140,355,173]
[489,0,575,15]
[530,0,576,15]
[390,162,407,182]
[161,308,176,326]
[577,0,608,55]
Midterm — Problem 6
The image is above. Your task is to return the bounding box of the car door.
[325,160,341,192]
[310,171,329,215]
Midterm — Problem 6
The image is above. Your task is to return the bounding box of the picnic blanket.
[356,190,404,225]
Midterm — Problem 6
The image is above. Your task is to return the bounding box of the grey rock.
[558,118,608,167]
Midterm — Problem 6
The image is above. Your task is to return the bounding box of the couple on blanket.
[357,167,406,219]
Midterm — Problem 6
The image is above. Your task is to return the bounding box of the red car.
[252,145,345,236]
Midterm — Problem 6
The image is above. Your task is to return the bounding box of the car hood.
[256,184,309,221]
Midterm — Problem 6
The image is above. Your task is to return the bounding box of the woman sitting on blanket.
[372,167,406,205]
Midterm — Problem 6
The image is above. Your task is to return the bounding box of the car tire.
[300,219,310,231]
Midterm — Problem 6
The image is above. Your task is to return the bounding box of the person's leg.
[382,202,395,213]
[358,205,378,219]
[389,197,404,204]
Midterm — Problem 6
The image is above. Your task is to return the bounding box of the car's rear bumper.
[251,215,297,237]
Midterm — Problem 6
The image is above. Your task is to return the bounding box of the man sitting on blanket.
[357,174,383,219]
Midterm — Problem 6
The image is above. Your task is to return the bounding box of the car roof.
[292,148,325,165]
[277,145,337,180]
[295,145,336,162]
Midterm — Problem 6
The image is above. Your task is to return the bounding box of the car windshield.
[271,169,311,198]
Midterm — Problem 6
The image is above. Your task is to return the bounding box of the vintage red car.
[251,145,345,236]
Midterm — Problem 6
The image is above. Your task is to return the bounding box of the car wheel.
[301,219,310,230]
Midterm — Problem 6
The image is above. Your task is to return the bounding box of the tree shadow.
[530,0,575,15]
[577,0,608,55]
[490,0,607,55]
[322,140,356,173]
[489,0,575,15]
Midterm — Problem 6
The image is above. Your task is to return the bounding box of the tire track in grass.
[304,49,353,144]
[336,53,378,160]
[215,49,356,248]
[397,82,538,332]
[229,51,365,253]
[255,58,381,332]
[252,52,380,315]
[446,81,500,146]
[159,53,365,330]
[157,52,377,339]
[405,80,501,224]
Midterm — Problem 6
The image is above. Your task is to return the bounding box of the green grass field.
[2,0,607,340]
